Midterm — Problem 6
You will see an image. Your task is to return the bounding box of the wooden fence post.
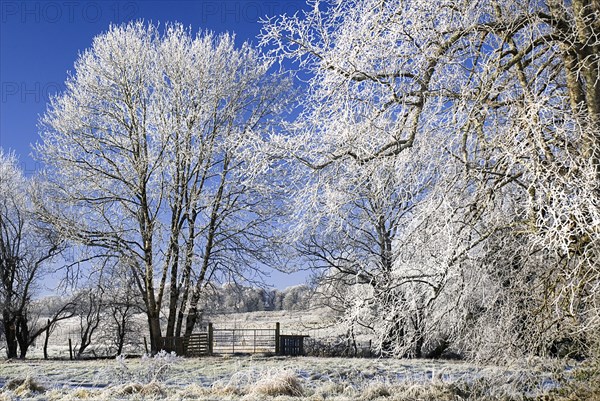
[275,322,280,355]
[208,323,213,355]
[144,337,149,354]
[68,338,73,360]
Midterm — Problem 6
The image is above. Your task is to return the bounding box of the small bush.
[141,350,182,383]
[542,358,600,401]
[106,350,182,386]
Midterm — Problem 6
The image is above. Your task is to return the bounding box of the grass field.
[1,353,597,400]
[4,309,599,400]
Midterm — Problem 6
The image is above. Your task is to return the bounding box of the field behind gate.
[22,307,352,359]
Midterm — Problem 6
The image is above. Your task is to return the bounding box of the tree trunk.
[183,160,228,338]
[165,249,180,338]
[175,212,197,337]
[3,312,18,359]
[43,320,50,360]
[183,304,199,339]
[115,314,126,356]
[116,336,124,356]
[16,314,30,359]
[414,333,424,359]
[381,313,405,357]
[147,310,162,354]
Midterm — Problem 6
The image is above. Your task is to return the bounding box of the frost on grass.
[0,356,597,400]
[210,368,304,397]
[2,376,46,397]
[106,351,182,385]
[107,381,166,398]
[361,382,391,400]
[250,370,304,397]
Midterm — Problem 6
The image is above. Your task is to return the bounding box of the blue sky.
[0,0,310,289]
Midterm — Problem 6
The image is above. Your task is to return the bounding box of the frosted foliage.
[36,21,292,350]
[263,0,599,359]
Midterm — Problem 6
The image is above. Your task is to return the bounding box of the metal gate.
[212,328,277,354]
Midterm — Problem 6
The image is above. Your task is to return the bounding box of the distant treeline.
[197,284,313,314]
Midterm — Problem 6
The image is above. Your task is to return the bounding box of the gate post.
[275,322,281,355]
[208,323,213,355]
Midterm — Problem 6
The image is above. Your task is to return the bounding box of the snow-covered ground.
[0,354,569,400]
[8,309,589,400]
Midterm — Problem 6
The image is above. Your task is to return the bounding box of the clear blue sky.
[0,0,310,289]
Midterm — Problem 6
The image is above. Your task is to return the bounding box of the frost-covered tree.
[0,150,66,358]
[99,275,144,356]
[292,139,469,357]
[73,287,104,358]
[263,0,599,358]
[37,22,293,352]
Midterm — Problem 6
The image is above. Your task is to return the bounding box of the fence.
[160,322,313,357]
[159,332,210,357]
[280,335,310,356]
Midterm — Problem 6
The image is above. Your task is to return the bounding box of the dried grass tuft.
[106,380,165,398]
[140,381,166,397]
[175,383,213,399]
[12,376,46,396]
[212,383,242,396]
[109,382,144,396]
[69,388,99,399]
[3,378,26,391]
[47,388,102,400]
[362,382,391,400]
[251,370,304,397]
[313,382,348,398]
[407,383,467,401]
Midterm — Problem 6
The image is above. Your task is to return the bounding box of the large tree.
[263,0,599,357]
[37,22,293,352]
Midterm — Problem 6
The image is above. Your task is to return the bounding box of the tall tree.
[37,22,293,352]
[263,0,599,357]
